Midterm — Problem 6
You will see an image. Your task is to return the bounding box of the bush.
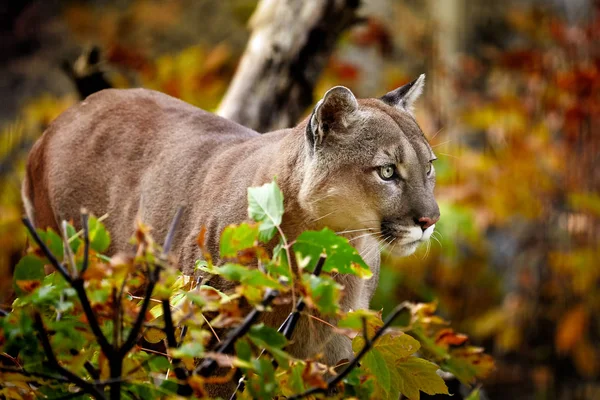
[0,180,492,399]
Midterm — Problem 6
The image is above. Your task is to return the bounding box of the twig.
[230,255,327,399]
[162,299,193,396]
[275,225,295,308]
[287,302,411,400]
[33,312,106,399]
[0,366,71,383]
[197,288,279,377]
[161,206,183,258]
[119,265,160,357]
[22,217,72,283]
[80,211,90,275]
[61,220,78,277]
[281,255,325,339]
[71,278,113,357]
[23,215,114,358]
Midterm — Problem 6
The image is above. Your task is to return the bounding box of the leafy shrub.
[0,181,492,399]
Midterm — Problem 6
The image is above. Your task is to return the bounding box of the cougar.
[22,74,439,374]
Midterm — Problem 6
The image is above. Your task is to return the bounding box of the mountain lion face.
[300,75,440,257]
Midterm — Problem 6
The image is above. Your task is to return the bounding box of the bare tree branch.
[33,312,106,399]
[217,0,361,132]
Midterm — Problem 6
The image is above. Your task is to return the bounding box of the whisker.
[429,126,445,141]
[438,152,459,159]
[422,240,431,260]
[348,231,381,242]
[310,210,337,223]
[336,228,373,235]
[359,235,384,260]
[431,235,442,248]
[431,139,455,148]
[383,237,400,264]
[308,193,336,204]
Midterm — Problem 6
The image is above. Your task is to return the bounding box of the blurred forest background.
[0,0,598,399]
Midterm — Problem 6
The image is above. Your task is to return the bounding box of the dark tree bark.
[217,0,360,132]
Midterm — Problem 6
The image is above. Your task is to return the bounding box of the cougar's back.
[23,88,258,257]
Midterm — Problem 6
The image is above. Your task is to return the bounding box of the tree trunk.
[217,0,360,132]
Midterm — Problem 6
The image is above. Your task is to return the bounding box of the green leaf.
[26,228,64,260]
[249,323,291,366]
[248,323,287,349]
[293,229,372,278]
[148,356,172,372]
[13,255,46,296]
[89,215,110,253]
[66,223,82,255]
[247,358,277,399]
[395,357,449,400]
[170,342,204,358]
[247,180,284,242]
[362,348,391,394]
[465,388,482,400]
[220,222,260,258]
[217,263,283,289]
[235,339,253,363]
[338,309,383,335]
[343,367,376,398]
[288,362,306,393]
[302,274,342,316]
[353,331,448,400]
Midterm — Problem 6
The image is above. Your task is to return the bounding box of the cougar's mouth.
[380,220,436,257]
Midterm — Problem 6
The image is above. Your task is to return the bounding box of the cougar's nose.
[417,216,439,231]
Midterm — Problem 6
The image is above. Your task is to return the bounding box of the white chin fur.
[391,224,436,257]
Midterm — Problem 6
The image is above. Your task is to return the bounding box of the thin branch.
[161,206,184,258]
[0,366,71,383]
[162,299,193,396]
[162,299,178,348]
[281,255,326,339]
[33,312,106,399]
[230,255,327,399]
[118,266,159,357]
[288,302,411,400]
[197,288,279,377]
[276,225,296,308]
[22,217,72,283]
[23,215,113,358]
[61,220,78,277]
[120,206,183,357]
[80,211,90,274]
[71,279,113,358]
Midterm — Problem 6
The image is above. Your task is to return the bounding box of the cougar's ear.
[307,86,359,149]
[380,74,425,113]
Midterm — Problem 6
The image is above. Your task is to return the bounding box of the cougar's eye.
[378,165,397,181]
[426,162,433,176]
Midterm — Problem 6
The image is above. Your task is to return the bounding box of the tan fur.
[23,83,438,393]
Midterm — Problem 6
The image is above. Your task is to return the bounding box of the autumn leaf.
[353,331,448,400]
[556,304,588,353]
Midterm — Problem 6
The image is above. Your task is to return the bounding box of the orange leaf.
[556,305,588,353]
[435,328,468,348]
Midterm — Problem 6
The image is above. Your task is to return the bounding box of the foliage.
[0,181,492,399]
